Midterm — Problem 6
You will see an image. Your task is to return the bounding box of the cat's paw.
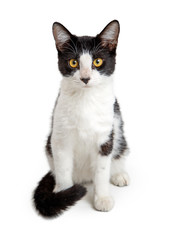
[94,195,114,212]
[111,172,130,187]
[53,183,73,193]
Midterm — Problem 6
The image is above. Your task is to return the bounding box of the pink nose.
[80,77,90,84]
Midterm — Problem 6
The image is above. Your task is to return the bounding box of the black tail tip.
[33,172,87,218]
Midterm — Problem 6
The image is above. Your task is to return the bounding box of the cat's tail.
[33,172,87,218]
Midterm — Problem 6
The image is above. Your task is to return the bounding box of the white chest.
[54,87,115,135]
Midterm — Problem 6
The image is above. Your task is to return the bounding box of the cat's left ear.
[98,20,120,50]
[52,22,72,51]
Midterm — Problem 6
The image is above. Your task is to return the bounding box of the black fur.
[45,135,52,157]
[113,100,128,159]
[100,130,114,156]
[33,172,87,218]
[114,99,120,114]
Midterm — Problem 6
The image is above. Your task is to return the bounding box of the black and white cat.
[33,20,130,218]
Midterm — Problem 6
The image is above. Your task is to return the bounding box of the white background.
[0,0,171,239]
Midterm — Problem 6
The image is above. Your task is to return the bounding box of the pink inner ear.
[98,20,120,50]
[53,22,71,51]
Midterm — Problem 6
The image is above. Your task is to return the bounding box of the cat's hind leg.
[111,99,130,187]
[111,131,130,187]
[110,157,130,187]
[45,134,55,172]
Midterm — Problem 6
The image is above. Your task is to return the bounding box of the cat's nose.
[80,77,90,85]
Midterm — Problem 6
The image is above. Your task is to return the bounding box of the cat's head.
[52,20,120,89]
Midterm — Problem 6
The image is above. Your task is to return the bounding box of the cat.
[33,20,130,218]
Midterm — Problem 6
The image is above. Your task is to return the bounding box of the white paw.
[94,195,114,212]
[111,172,130,187]
[53,183,73,193]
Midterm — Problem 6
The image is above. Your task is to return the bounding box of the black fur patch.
[113,100,128,159]
[113,134,127,160]
[33,172,87,218]
[45,135,52,157]
[99,130,114,156]
[114,99,120,114]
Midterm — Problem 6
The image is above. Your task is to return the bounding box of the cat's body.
[33,20,130,217]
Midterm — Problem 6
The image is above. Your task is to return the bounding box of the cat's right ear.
[52,22,72,51]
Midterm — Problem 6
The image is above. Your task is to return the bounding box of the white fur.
[110,158,130,186]
[94,195,114,212]
[50,52,129,211]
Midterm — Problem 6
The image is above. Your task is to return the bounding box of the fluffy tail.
[33,172,87,218]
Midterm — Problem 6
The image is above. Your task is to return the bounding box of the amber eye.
[69,59,78,68]
[93,58,103,67]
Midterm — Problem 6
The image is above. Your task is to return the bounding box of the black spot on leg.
[114,99,120,115]
[99,130,114,156]
[114,134,127,159]
[45,134,52,157]
[113,99,128,159]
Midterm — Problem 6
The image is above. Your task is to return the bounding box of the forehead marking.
[80,53,92,69]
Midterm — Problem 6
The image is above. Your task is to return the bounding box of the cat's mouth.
[83,85,91,88]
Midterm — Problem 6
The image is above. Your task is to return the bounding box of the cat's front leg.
[51,133,73,193]
[94,153,114,212]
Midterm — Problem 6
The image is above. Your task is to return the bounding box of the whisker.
[94,48,104,54]
[93,41,103,53]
